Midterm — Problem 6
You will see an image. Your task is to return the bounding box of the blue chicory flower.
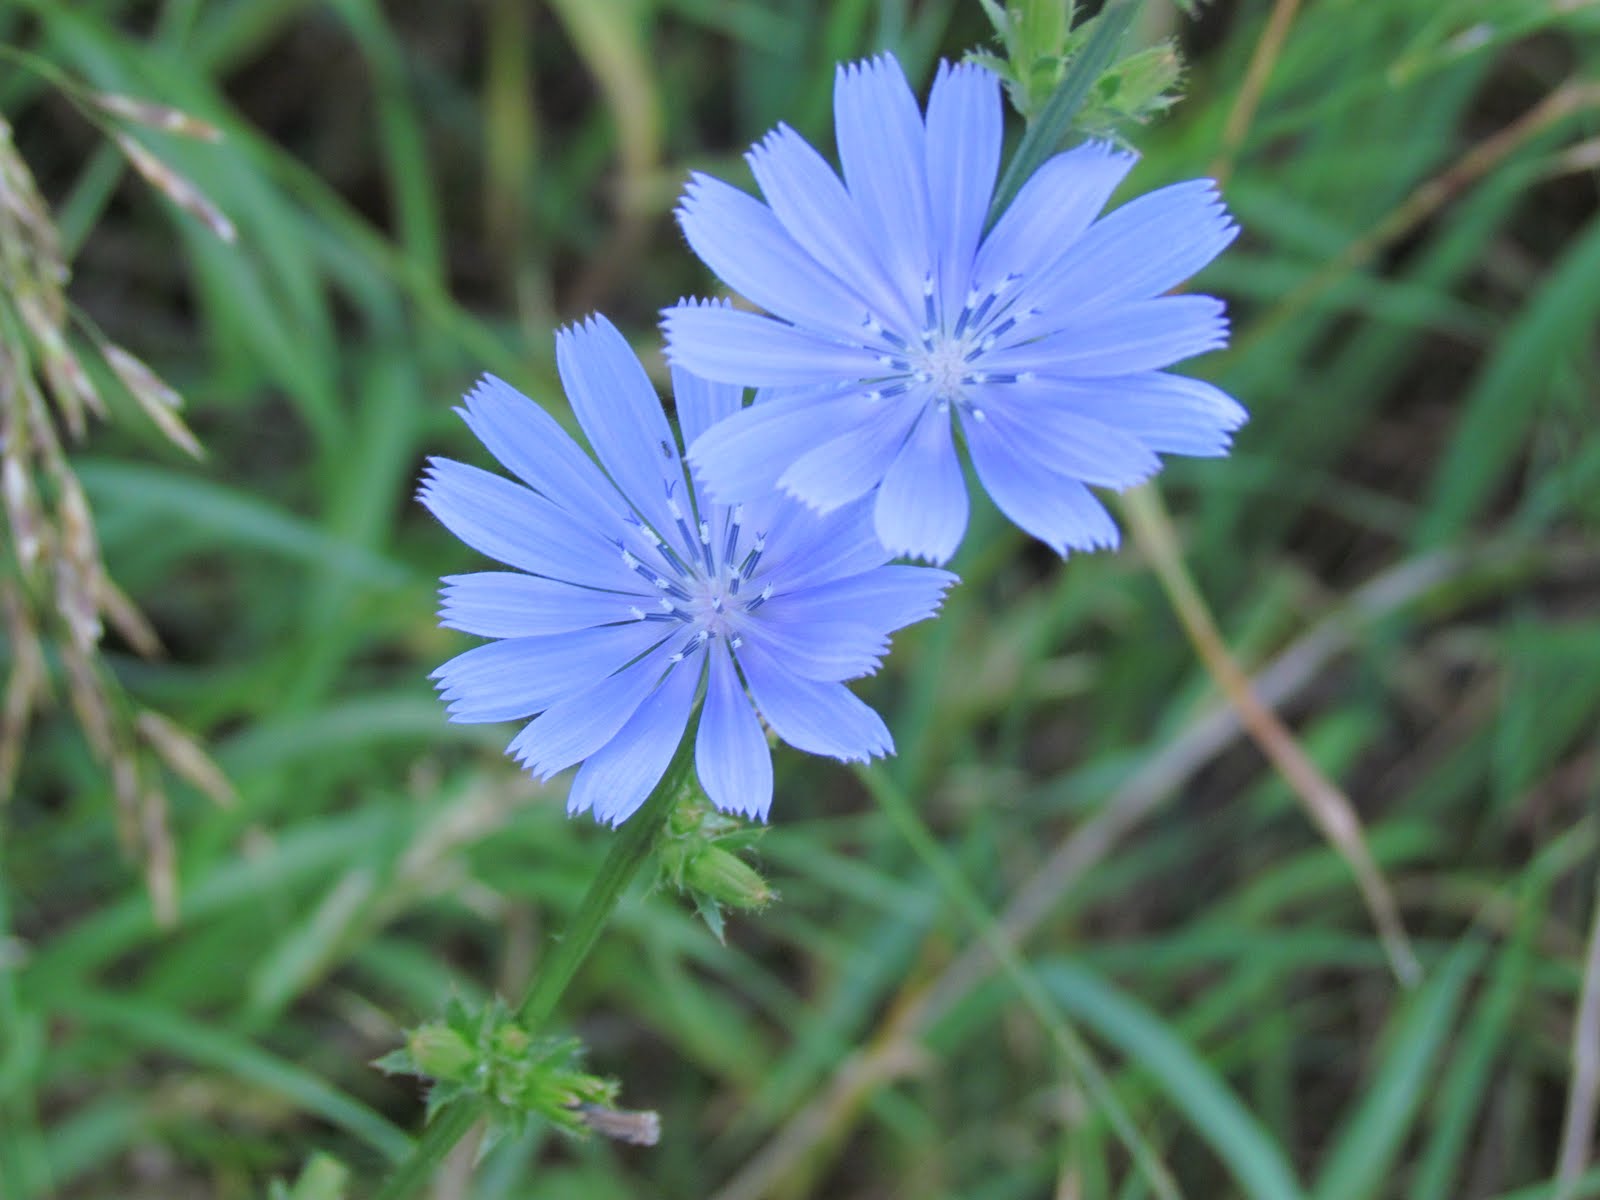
[419,313,955,825]
[663,54,1246,565]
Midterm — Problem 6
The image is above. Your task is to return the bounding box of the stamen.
[730,635,744,649]
[921,273,938,331]
[697,520,714,571]
[969,407,988,422]
[723,505,743,566]
[653,575,692,602]
[744,582,775,612]
[671,630,710,663]
[658,597,676,613]
[738,535,765,580]
[628,605,646,621]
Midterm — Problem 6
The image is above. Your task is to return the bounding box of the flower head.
[663,54,1245,565]
[419,313,954,825]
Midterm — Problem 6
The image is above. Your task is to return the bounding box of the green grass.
[4,0,1600,1196]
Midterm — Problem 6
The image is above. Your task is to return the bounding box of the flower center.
[860,273,1037,417]
[617,495,771,661]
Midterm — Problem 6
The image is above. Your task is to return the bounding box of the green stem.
[371,730,699,1200]
[986,0,1143,227]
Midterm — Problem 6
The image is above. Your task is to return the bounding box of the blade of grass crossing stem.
[856,765,1182,1200]
[1036,961,1306,1200]
[1122,483,1422,987]
[1311,939,1485,1200]
[986,0,1143,226]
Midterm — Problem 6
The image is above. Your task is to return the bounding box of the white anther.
[658,597,675,612]
[699,521,712,544]
[1018,371,1037,383]
[653,576,671,589]
[666,495,684,520]
[970,408,988,422]
[760,583,774,601]
[628,606,645,620]
[730,635,744,649]
[620,549,639,569]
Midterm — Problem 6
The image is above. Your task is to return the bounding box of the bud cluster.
[970,0,1186,137]
[376,998,659,1146]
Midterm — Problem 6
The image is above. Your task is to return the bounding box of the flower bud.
[405,1023,474,1082]
[683,845,775,912]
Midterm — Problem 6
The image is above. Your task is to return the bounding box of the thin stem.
[371,728,699,1200]
[518,735,693,1030]
[1121,485,1421,987]
[986,0,1143,227]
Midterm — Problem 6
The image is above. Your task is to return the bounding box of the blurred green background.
[3,0,1600,1196]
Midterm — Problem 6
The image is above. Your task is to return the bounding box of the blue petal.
[776,398,922,512]
[430,622,671,723]
[666,303,751,447]
[754,495,892,592]
[746,125,913,330]
[734,638,893,762]
[674,179,872,340]
[439,572,648,638]
[457,376,633,537]
[834,55,931,314]
[419,458,636,589]
[983,296,1229,378]
[740,616,888,682]
[556,315,690,542]
[507,644,677,780]
[873,407,968,564]
[663,304,884,387]
[964,411,1121,555]
[924,60,1002,308]
[695,643,773,820]
[974,386,1160,489]
[766,564,956,634]
[1039,372,1248,458]
[1025,179,1238,314]
[976,141,1136,292]
[687,387,875,502]
[566,655,699,826]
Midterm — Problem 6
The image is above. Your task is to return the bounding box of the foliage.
[2,0,1599,1197]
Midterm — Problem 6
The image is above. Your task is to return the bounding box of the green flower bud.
[683,845,775,911]
[404,1023,474,1082]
